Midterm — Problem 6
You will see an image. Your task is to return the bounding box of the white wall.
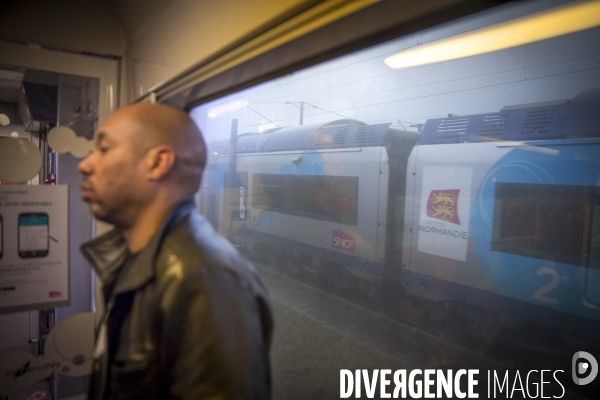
[0,0,380,106]
[109,0,319,100]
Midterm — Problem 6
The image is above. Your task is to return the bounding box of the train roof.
[234,119,415,153]
[420,88,600,144]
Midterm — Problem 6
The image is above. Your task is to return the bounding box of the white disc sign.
[47,126,76,153]
[0,137,42,183]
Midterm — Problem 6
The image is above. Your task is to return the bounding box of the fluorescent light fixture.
[207,100,248,118]
[385,0,600,69]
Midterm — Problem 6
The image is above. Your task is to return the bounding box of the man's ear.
[145,145,176,180]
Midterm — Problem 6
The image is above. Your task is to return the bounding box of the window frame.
[492,182,599,266]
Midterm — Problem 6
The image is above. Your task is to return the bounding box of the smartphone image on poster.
[18,213,49,258]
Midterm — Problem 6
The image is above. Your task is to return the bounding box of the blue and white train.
[198,88,600,347]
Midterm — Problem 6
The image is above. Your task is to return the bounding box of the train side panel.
[403,139,600,324]
[238,146,389,279]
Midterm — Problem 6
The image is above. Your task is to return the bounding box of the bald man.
[79,103,272,400]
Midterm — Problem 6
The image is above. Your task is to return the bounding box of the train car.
[200,119,417,293]
[200,88,600,348]
[240,119,416,293]
[403,88,600,344]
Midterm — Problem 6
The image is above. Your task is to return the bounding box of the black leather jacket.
[81,198,272,399]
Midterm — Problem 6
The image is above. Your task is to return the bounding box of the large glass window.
[192,1,600,398]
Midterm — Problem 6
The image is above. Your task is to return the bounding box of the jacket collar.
[81,197,196,295]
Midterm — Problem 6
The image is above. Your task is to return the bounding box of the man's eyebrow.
[94,132,107,145]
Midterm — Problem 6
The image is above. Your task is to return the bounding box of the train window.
[332,176,358,224]
[291,175,329,217]
[253,174,286,211]
[190,1,600,398]
[253,174,359,224]
[492,183,590,265]
[290,175,358,224]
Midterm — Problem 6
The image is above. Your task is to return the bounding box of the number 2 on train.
[533,267,560,305]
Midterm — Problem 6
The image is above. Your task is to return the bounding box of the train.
[198,87,600,349]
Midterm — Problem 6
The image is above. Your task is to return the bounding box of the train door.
[382,131,418,297]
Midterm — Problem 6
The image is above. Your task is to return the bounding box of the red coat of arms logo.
[426,189,460,225]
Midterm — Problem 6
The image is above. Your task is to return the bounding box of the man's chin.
[88,203,109,221]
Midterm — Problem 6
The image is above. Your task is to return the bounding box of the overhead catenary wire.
[249,52,600,110]
[239,101,353,128]
[310,104,352,120]
[236,50,600,115]
[202,55,600,136]
[245,63,600,125]
[241,102,281,128]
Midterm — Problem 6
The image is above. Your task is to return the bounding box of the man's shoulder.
[154,212,263,295]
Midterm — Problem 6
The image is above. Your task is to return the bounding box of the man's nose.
[78,153,93,175]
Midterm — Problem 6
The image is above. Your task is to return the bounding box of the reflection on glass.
[191,1,600,398]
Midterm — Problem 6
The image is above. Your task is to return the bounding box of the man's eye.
[98,147,109,154]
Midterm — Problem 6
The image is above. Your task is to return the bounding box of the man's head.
[78,103,206,227]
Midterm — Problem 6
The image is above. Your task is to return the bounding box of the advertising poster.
[417,166,473,262]
[0,185,69,313]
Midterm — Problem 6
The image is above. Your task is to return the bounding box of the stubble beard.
[88,194,143,230]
